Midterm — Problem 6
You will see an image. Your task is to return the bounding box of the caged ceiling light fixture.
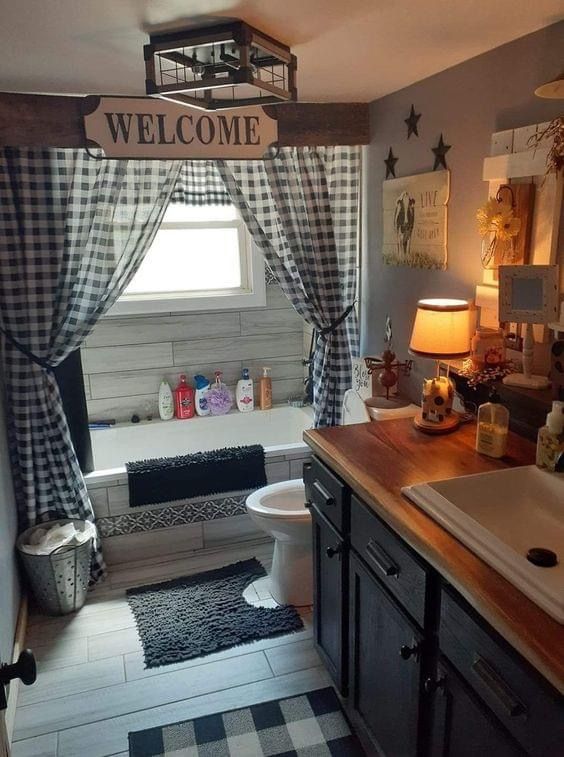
[144,20,297,111]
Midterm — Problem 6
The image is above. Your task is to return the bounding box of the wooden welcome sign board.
[83,96,278,159]
[0,92,370,152]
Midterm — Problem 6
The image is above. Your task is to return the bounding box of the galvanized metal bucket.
[16,519,94,616]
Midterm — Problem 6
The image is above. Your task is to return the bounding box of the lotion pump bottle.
[158,380,174,420]
[536,401,564,471]
[260,367,272,410]
[236,368,254,412]
[475,389,509,459]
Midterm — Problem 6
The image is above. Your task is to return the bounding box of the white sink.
[402,466,564,623]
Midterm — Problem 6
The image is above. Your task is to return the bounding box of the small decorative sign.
[352,357,372,400]
[82,96,278,159]
[382,169,450,270]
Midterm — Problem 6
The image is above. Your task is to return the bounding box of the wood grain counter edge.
[304,421,564,695]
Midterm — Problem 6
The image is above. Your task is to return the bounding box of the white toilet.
[246,479,312,607]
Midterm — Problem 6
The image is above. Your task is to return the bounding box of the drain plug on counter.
[526,548,558,567]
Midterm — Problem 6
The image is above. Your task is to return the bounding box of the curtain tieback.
[318,302,356,338]
[0,326,54,371]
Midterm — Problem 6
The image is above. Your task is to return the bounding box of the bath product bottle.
[236,368,254,412]
[174,374,195,419]
[259,367,272,410]
[158,380,174,421]
[536,401,564,471]
[475,390,509,459]
[194,374,211,417]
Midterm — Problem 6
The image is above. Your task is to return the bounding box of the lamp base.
[413,411,460,434]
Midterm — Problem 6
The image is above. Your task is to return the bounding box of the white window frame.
[107,211,265,317]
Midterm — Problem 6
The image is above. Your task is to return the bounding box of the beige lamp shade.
[409,299,471,359]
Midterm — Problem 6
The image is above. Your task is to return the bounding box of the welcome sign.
[82,96,279,159]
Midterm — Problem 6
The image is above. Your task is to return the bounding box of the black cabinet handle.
[326,544,343,559]
[365,538,399,578]
[471,656,527,719]
[399,642,420,661]
[312,480,335,507]
[424,675,446,694]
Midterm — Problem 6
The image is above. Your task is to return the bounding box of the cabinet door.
[349,552,422,757]
[430,659,526,757]
[311,505,347,694]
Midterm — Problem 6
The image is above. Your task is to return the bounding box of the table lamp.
[409,299,471,433]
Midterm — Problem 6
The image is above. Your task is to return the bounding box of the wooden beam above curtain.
[0,92,370,149]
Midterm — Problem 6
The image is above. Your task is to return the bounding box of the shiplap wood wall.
[82,283,306,422]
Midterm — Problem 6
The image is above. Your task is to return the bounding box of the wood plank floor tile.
[14,651,272,740]
[26,606,135,646]
[88,627,141,662]
[265,638,321,677]
[10,733,58,757]
[55,666,330,757]
[32,637,88,672]
[18,657,125,707]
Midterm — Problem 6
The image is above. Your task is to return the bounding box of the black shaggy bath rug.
[126,444,267,507]
[126,558,304,668]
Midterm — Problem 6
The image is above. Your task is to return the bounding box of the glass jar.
[471,328,505,370]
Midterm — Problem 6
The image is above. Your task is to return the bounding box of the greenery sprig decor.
[527,117,564,177]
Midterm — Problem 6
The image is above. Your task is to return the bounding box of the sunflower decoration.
[476,187,521,268]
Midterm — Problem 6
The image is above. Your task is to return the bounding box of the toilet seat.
[246,480,309,520]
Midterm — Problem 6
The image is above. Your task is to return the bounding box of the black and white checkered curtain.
[0,148,181,581]
[171,161,230,205]
[218,147,360,426]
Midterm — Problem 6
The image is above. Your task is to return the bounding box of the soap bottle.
[236,368,254,412]
[158,380,174,420]
[174,374,195,419]
[536,401,564,471]
[475,390,509,458]
[193,375,211,417]
[259,367,272,410]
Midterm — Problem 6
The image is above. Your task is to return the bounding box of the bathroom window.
[108,204,265,316]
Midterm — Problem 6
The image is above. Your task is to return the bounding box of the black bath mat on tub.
[126,558,304,668]
[126,444,267,506]
[128,686,365,756]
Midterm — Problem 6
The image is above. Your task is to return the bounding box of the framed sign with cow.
[382,169,450,270]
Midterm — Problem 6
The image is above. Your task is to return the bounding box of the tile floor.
[12,539,328,757]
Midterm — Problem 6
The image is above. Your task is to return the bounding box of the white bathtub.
[85,405,314,565]
[86,404,314,485]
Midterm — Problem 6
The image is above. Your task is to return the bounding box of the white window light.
[107,203,265,316]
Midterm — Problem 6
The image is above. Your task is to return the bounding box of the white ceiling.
[1,1,562,102]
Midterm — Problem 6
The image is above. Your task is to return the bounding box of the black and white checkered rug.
[128,687,364,756]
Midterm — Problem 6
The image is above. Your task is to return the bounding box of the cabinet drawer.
[351,495,428,627]
[304,457,348,533]
[440,587,564,756]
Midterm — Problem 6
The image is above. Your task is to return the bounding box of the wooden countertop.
[304,419,564,694]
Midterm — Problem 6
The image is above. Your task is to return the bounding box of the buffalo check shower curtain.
[0,146,359,582]
[218,146,360,427]
[0,148,181,581]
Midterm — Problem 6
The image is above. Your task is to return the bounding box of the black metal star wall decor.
[384,147,398,179]
[432,133,451,170]
[404,105,421,139]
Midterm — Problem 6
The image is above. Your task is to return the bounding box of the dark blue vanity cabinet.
[305,456,564,757]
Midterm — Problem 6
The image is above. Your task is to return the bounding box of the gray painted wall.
[0,372,19,665]
[362,22,564,400]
